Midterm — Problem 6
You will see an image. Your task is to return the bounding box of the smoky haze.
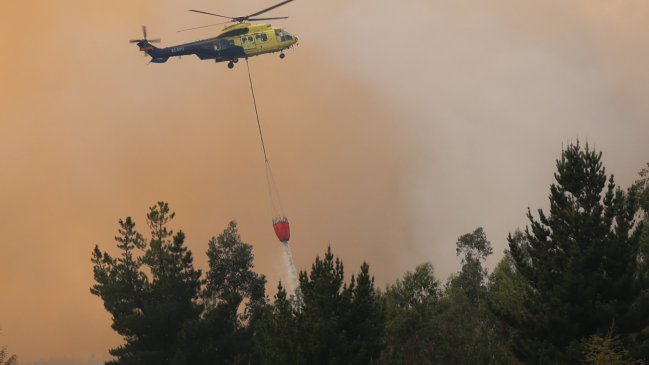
[1,1,648,363]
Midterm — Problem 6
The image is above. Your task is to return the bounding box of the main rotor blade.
[247,16,289,21]
[247,0,294,18]
[188,9,234,20]
[142,25,147,39]
[178,21,231,33]
[129,39,142,43]
[148,39,161,43]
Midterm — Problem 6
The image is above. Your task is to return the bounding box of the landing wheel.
[279,52,286,59]
[233,58,239,63]
[228,61,234,69]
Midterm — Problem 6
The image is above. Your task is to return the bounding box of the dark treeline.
[91,142,649,365]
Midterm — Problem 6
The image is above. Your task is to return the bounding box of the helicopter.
[130,0,298,69]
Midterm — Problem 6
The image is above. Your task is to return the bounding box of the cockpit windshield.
[274,29,294,42]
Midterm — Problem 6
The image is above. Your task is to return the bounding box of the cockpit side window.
[274,29,293,42]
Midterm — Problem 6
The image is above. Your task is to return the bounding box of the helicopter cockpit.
[275,29,295,42]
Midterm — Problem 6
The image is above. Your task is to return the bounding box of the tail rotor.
[129,26,161,54]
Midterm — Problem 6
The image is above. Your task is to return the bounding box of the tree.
[91,216,150,364]
[296,246,351,364]
[0,328,17,365]
[452,227,492,305]
[380,262,441,365]
[630,163,649,216]
[257,246,383,364]
[505,142,649,363]
[177,221,266,364]
[91,202,202,365]
[0,346,17,365]
[581,327,644,365]
[487,232,529,363]
[141,202,202,365]
[435,228,509,365]
[204,221,266,325]
[255,282,299,365]
[347,262,385,364]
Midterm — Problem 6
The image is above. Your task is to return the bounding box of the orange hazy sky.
[1,1,649,363]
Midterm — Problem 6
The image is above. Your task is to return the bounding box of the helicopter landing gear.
[279,52,285,59]
[228,61,235,69]
[233,58,239,63]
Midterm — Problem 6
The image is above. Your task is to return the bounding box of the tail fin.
[130,26,166,62]
[135,41,157,55]
[134,41,168,63]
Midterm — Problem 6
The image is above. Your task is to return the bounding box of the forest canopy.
[90,142,649,365]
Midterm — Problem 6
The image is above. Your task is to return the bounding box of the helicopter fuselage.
[137,23,297,66]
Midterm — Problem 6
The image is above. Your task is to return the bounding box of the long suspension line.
[245,58,284,217]
[244,59,298,299]
[246,58,269,163]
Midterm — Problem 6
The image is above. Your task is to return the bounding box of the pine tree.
[91,217,150,364]
[297,246,351,365]
[347,262,385,365]
[630,163,649,215]
[256,247,383,364]
[256,282,299,365]
[91,202,202,365]
[505,142,649,363]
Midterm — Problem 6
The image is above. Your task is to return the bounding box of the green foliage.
[380,263,441,364]
[256,282,299,365]
[92,203,269,365]
[505,142,649,363]
[204,221,266,324]
[347,262,385,364]
[296,246,351,364]
[91,202,202,365]
[453,227,492,304]
[582,328,645,365]
[179,221,267,365]
[90,153,649,364]
[379,228,510,365]
[630,163,649,215]
[487,244,527,363]
[438,228,509,365]
[488,234,527,328]
[256,246,383,365]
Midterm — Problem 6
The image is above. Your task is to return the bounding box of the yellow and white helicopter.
[130,0,298,68]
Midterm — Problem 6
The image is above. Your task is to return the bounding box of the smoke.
[1,0,649,363]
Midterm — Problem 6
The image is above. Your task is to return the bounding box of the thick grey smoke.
[1,0,648,362]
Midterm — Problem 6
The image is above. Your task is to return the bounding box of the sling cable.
[245,59,300,297]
